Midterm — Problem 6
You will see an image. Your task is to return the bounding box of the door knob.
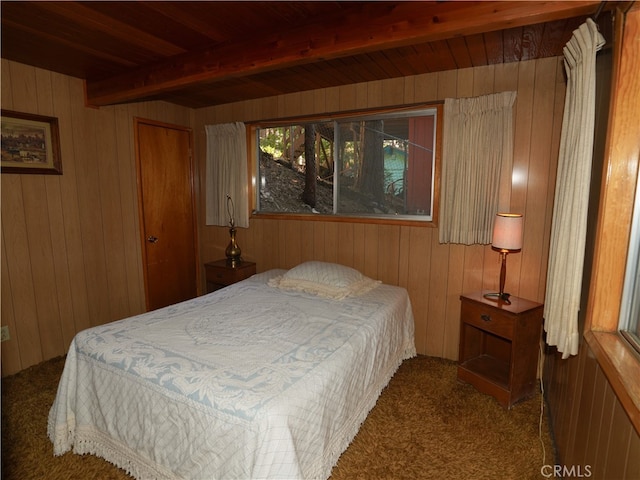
[147,235,159,243]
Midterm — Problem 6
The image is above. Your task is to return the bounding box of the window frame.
[583,5,640,434]
[247,103,443,227]
[618,162,640,355]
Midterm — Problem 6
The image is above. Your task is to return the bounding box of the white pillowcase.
[268,261,381,300]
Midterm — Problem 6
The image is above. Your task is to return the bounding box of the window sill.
[585,330,640,433]
[250,211,437,227]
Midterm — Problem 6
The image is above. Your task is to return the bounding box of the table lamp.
[225,194,242,266]
[484,213,523,305]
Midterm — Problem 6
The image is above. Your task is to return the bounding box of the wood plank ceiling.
[1,1,613,109]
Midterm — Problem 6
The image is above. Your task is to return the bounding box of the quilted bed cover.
[48,270,416,480]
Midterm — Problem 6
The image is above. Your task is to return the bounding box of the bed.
[48,262,416,479]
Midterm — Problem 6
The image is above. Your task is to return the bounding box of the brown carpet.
[1,355,555,480]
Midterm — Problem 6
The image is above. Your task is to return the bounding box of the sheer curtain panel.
[439,91,516,245]
[205,122,249,228]
[544,19,605,359]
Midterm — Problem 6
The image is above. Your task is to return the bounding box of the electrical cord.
[538,341,546,467]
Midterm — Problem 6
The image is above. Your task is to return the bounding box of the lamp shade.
[491,213,523,251]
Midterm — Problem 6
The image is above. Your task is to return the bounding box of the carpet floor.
[1,355,555,479]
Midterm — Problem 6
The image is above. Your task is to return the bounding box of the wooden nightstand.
[457,292,543,408]
[204,259,256,293]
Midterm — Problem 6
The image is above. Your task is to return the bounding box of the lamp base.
[225,227,242,267]
[483,292,512,305]
[226,256,242,268]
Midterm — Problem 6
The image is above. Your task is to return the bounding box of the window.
[619,166,640,354]
[253,105,440,224]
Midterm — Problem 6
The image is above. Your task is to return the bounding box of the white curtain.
[205,122,249,228]
[439,91,517,245]
[544,19,605,359]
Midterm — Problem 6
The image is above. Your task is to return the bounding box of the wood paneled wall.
[0,60,193,376]
[544,343,640,478]
[194,57,565,359]
[0,57,564,374]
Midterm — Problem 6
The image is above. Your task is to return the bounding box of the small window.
[253,105,440,224]
[619,167,640,354]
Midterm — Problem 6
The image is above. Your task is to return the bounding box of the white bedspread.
[48,270,416,480]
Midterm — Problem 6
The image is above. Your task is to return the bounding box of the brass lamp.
[225,194,242,267]
[484,213,523,305]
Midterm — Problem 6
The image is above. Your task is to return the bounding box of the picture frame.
[1,109,62,175]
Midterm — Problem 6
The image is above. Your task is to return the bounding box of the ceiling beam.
[85,1,601,107]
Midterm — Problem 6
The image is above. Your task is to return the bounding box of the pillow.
[268,261,380,299]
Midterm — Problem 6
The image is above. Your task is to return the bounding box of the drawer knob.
[480,314,491,322]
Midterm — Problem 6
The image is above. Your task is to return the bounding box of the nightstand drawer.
[461,301,514,339]
[204,260,257,293]
[205,266,250,284]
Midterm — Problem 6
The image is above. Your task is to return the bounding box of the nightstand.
[457,292,543,408]
[205,259,256,293]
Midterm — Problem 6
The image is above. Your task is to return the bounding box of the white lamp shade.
[492,213,523,251]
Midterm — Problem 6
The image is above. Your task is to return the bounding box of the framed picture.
[1,110,62,175]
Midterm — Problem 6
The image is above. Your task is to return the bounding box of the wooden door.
[135,119,198,311]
